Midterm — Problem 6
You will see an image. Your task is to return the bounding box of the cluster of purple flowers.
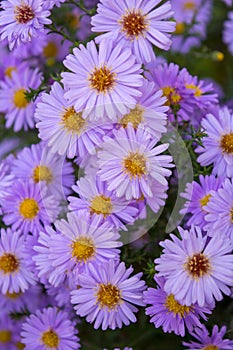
[0,0,233,349]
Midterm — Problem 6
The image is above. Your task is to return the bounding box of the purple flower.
[0,0,52,50]
[62,39,143,121]
[0,315,23,350]
[196,107,233,178]
[12,142,74,200]
[44,0,66,10]
[116,79,168,139]
[0,228,35,294]
[21,307,80,350]
[98,125,173,200]
[92,0,175,63]
[0,163,14,210]
[204,178,233,241]
[145,62,194,122]
[33,212,122,287]
[68,175,138,230]
[143,276,213,337]
[35,82,109,159]
[2,179,59,236]
[180,175,223,229]
[155,226,233,307]
[183,325,233,349]
[0,66,42,131]
[71,260,146,330]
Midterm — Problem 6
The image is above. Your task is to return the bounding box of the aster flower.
[43,0,66,10]
[180,175,223,229]
[0,163,14,211]
[196,107,233,178]
[145,62,194,122]
[12,142,74,200]
[33,212,122,287]
[35,82,109,159]
[183,325,233,349]
[92,0,175,63]
[62,39,143,121]
[21,307,80,350]
[0,228,35,294]
[204,178,233,241]
[0,315,23,350]
[223,12,233,55]
[68,175,138,230]
[71,260,146,330]
[0,66,42,131]
[98,125,173,200]
[155,226,233,307]
[143,276,213,337]
[116,79,168,139]
[2,179,59,236]
[0,0,52,50]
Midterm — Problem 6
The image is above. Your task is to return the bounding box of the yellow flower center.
[33,165,53,184]
[15,4,35,24]
[202,346,219,350]
[120,9,148,39]
[0,253,19,274]
[124,152,147,178]
[164,294,191,317]
[71,237,95,262]
[0,330,12,343]
[186,253,210,279]
[90,195,113,217]
[61,106,86,135]
[186,84,202,97]
[41,329,59,348]
[96,283,121,309]
[175,22,185,35]
[230,208,233,222]
[5,66,17,78]
[6,291,22,299]
[119,104,144,128]
[89,66,116,93]
[183,1,196,10]
[19,198,39,219]
[16,342,26,350]
[162,86,181,106]
[43,42,58,59]
[200,193,211,208]
[13,89,29,109]
[220,134,233,154]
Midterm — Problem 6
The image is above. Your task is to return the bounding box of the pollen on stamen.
[19,198,39,220]
[119,104,144,129]
[71,237,95,263]
[186,253,210,279]
[0,253,19,274]
[202,346,219,350]
[14,4,35,24]
[186,84,202,97]
[119,9,148,39]
[220,133,233,154]
[96,283,121,309]
[89,66,116,93]
[32,165,53,184]
[0,330,12,344]
[13,89,29,109]
[5,66,17,78]
[41,329,59,348]
[61,106,86,135]
[164,294,191,318]
[200,193,212,209]
[90,195,113,217]
[124,152,147,179]
[162,86,181,106]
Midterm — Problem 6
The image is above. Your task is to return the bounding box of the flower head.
[155,226,233,307]
[0,228,35,294]
[98,125,173,200]
[92,0,175,63]
[183,325,233,349]
[62,39,143,121]
[21,307,80,350]
[0,0,51,50]
[71,260,146,330]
